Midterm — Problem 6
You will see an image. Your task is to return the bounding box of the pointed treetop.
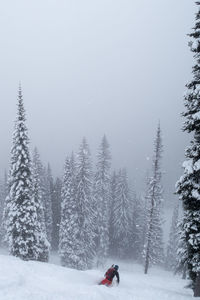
[15,84,26,125]
[102,134,110,149]
[18,82,23,100]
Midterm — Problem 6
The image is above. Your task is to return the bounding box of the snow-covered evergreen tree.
[1,171,11,246]
[0,172,7,244]
[175,217,188,279]
[112,168,132,259]
[32,148,49,261]
[109,171,117,255]
[94,135,111,266]
[51,177,62,250]
[5,86,40,260]
[166,203,179,271]
[43,164,53,245]
[31,148,53,245]
[144,124,164,274]
[59,154,82,268]
[75,138,95,269]
[176,2,200,294]
[139,175,151,262]
[32,149,46,234]
[131,194,144,260]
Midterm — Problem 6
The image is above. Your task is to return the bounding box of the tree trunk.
[182,264,186,280]
[144,247,149,274]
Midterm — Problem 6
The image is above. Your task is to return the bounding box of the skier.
[99,265,120,286]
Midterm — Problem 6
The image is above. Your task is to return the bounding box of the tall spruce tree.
[175,217,188,279]
[43,164,53,245]
[32,148,49,261]
[144,124,164,274]
[32,149,53,246]
[139,175,150,262]
[5,87,40,260]
[166,203,179,271]
[131,194,144,261]
[109,171,117,255]
[75,138,95,269]
[0,172,7,244]
[94,135,111,266]
[176,2,200,295]
[59,154,82,268]
[52,177,62,250]
[112,168,132,259]
[1,171,10,246]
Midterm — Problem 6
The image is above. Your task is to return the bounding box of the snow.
[192,189,200,201]
[0,253,193,300]
[194,159,200,172]
[183,160,193,174]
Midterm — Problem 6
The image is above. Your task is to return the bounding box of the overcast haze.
[0,0,196,204]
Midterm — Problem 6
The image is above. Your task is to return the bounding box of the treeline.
[0,86,166,273]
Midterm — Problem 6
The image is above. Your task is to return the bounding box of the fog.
[0,0,196,205]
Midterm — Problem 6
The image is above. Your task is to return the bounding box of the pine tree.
[1,171,10,246]
[31,148,52,246]
[109,171,117,255]
[5,86,40,260]
[32,149,46,235]
[43,164,53,245]
[75,138,95,269]
[175,217,188,279]
[166,203,179,271]
[0,172,7,244]
[59,154,82,268]
[144,124,164,274]
[112,168,132,259]
[131,194,144,261]
[139,175,151,262]
[51,177,62,250]
[32,148,49,261]
[176,2,200,295]
[94,135,111,266]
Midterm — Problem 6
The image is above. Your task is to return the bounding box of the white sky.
[0,0,196,205]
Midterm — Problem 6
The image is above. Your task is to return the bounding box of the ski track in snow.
[0,253,194,300]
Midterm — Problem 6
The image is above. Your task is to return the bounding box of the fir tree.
[112,168,132,259]
[144,124,164,274]
[109,171,117,255]
[175,217,188,279]
[59,154,82,268]
[176,2,200,295]
[139,174,151,262]
[32,148,52,245]
[75,138,95,269]
[1,171,10,246]
[43,164,53,245]
[5,86,40,260]
[131,194,144,261]
[0,171,7,244]
[94,135,111,266]
[32,148,49,261]
[51,177,62,250]
[166,203,179,271]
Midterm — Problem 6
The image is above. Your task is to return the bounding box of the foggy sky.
[0,0,196,205]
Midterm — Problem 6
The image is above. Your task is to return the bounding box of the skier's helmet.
[114,265,119,271]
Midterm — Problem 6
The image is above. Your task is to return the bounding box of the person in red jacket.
[99,265,120,286]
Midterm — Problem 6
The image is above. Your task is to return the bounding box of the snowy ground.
[0,253,194,300]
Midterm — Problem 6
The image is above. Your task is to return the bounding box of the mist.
[0,0,195,203]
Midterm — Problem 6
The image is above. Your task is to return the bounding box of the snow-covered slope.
[0,254,193,300]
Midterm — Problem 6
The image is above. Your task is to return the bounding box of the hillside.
[0,254,193,300]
